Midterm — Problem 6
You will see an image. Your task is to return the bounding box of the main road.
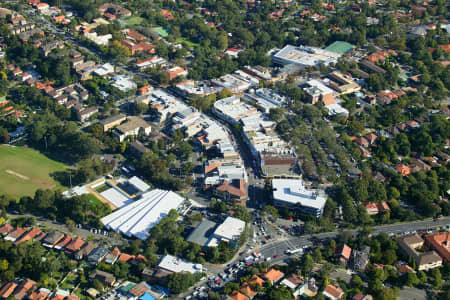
[259,217,450,265]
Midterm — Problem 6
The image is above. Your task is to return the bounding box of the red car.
[215,279,221,284]
[273,254,279,258]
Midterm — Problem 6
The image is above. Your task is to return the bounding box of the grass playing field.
[0,145,69,199]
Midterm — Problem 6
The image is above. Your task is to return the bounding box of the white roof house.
[272,179,326,217]
[213,216,245,242]
[94,63,115,76]
[101,189,184,240]
[158,255,203,273]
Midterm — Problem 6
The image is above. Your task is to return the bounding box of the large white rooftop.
[158,255,203,273]
[101,189,185,240]
[213,216,245,241]
[273,45,341,66]
[272,179,326,210]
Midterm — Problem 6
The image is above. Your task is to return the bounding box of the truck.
[285,248,303,255]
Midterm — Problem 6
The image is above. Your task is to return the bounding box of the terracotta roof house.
[337,244,352,265]
[262,268,284,284]
[214,179,247,200]
[118,253,134,262]
[231,290,248,300]
[28,288,51,300]
[15,227,42,245]
[425,232,450,263]
[74,241,98,260]
[280,274,304,290]
[104,247,121,264]
[364,202,390,215]
[353,294,373,300]
[247,275,265,288]
[0,282,18,299]
[240,283,257,299]
[395,262,415,274]
[4,228,27,242]
[160,9,174,20]
[13,278,36,300]
[323,284,344,300]
[365,133,378,145]
[65,237,86,255]
[395,164,411,176]
[54,235,72,250]
[0,224,14,236]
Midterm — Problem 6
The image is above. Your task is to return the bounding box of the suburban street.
[258,217,450,265]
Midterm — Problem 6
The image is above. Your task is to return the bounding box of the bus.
[285,248,303,255]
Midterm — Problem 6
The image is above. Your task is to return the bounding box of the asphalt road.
[258,217,450,264]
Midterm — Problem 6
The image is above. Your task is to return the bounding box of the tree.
[0,127,10,144]
[301,254,314,275]
[403,271,419,287]
[351,275,363,289]
[430,268,443,288]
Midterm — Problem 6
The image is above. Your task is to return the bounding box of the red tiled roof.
[324,284,344,299]
[262,268,284,283]
[0,282,18,299]
[340,244,352,260]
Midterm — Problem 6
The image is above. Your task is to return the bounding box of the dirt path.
[5,169,29,180]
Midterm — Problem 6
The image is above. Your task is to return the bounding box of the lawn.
[123,16,145,26]
[0,145,69,199]
[176,37,199,48]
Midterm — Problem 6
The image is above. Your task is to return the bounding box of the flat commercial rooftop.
[272,179,326,210]
[186,219,217,247]
[101,189,184,240]
[273,45,341,66]
[158,255,203,273]
[214,216,245,241]
[100,187,133,208]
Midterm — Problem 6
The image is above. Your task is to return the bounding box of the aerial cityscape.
[0,0,448,299]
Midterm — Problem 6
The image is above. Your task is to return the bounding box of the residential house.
[75,241,98,260]
[294,277,318,298]
[353,294,373,300]
[397,234,443,271]
[129,141,150,158]
[65,237,85,256]
[14,227,42,245]
[0,224,14,236]
[0,282,18,299]
[364,202,390,215]
[89,270,116,287]
[100,114,127,132]
[87,246,110,265]
[337,244,352,265]
[113,116,152,142]
[425,232,450,263]
[12,278,36,300]
[75,106,98,122]
[54,235,72,250]
[280,274,304,290]
[395,164,411,176]
[104,247,121,264]
[230,291,248,300]
[166,66,188,81]
[4,228,27,242]
[352,246,371,271]
[323,284,344,300]
[262,268,284,284]
[42,231,64,248]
